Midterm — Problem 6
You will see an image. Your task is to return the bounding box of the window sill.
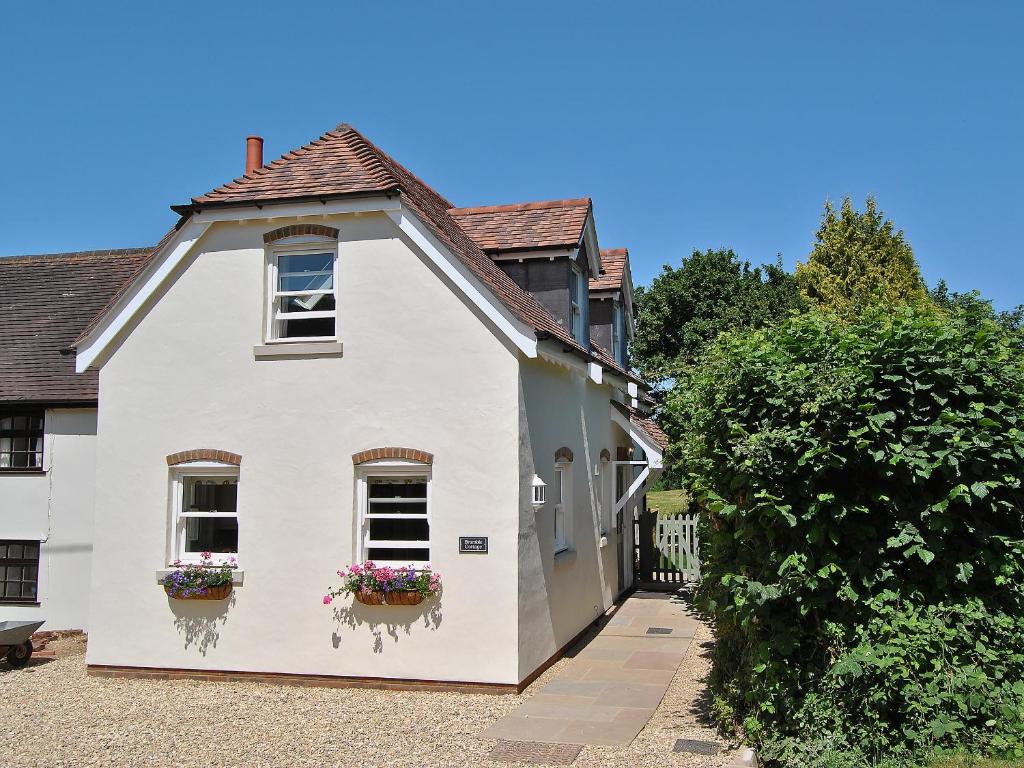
[253,341,343,359]
[553,548,577,566]
[0,601,41,607]
[155,569,245,586]
[0,468,46,476]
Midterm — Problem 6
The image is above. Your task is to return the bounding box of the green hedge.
[664,305,1024,765]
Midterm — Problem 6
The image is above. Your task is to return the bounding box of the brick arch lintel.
[554,446,574,463]
[352,447,433,465]
[263,224,339,244]
[167,449,242,467]
[599,448,611,462]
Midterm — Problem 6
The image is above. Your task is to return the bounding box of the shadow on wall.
[169,593,234,655]
[330,598,442,654]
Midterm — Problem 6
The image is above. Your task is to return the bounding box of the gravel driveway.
[1,623,739,767]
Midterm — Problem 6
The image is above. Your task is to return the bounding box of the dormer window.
[569,263,586,342]
[612,299,623,362]
[266,243,338,342]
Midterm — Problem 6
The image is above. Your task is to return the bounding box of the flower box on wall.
[160,554,236,602]
[164,583,233,601]
[325,562,440,607]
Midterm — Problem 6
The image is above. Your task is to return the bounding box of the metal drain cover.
[673,738,721,755]
[489,740,583,764]
[646,626,673,635]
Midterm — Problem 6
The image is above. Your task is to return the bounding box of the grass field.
[647,488,689,515]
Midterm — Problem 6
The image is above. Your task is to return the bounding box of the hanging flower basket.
[324,562,441,607]
[385,590,424,606]
[160,554,236,601]
[354,590,386,605]
[165,583,233,601]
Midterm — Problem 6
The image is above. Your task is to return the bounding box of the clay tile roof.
[0,248,152,403]
[448,198,590,253]
[191,125,405,206]
[591,247,628,291]
[626,405,670,451]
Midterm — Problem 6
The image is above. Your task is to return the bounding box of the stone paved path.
[481,591,701,747]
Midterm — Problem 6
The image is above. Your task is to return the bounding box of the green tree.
[795,196,926,316]
[930,279,1024,343]
[632,249,803,385]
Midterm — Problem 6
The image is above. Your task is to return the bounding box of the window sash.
[266,245,339,342]
[554,463,570,553]
[0,410,44,470]
[358,469,431,566]
[0,540,40,603]
[171,471,239,564]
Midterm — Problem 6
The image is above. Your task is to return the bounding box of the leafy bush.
[664,304,1024,765]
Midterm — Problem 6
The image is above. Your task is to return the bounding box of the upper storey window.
[267,245,338,342]
[0,410,43,471]
[569,263,586,343]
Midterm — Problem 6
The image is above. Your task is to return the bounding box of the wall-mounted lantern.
[531,475,547,509]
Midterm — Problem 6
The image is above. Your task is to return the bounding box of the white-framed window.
[612,300,623,362]
[266,240,339,342]
[357,464,431,567]
[170,464,239,564]
[599,453,612,535]
[553,461,571,553]
[569,263,586,342]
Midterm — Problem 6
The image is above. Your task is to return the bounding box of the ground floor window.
[0,541,40,603]
[554,462,571,553]
[359,468,430,566]
[171,467,239,563]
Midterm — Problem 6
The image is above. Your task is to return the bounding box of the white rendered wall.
[0,408,97,631]
[516,357,629,681]
[85,213,522,684]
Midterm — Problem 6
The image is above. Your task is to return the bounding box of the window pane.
[22,582,36,598]
[366,547,429,563]
[5,582,22,598]
[554,470,563,504]
[280,315,335,339]
[7,544,22,559]
[186,479,238,512]
[278,253,333,293]
[369,518,429,542]
[369,479,427,499]
[185,517,238,554]
[280,293,336,314]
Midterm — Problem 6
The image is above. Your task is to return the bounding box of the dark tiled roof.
[619,403,669,451]
[0,249,152,403]
[448,199,590,253]
[592,248,628,291]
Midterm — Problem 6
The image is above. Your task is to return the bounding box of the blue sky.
[1,2,1021,308]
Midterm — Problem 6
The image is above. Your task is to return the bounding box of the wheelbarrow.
[0,620,44,668]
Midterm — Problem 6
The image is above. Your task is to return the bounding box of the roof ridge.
[340,125,454,209]
[0,247,152,264]
[600,247,628,256]
[449,198,591,216]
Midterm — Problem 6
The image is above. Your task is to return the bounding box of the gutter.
[536,330,646,387]
[170,187,402,217]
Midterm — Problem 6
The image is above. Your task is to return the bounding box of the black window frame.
[0,540,41,604]
[0,408,45,472]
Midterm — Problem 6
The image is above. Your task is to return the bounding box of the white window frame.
[168,462,240,566]
[265,237,340,343]
[599,453,612,535]
[356,462,432,568]
[569,263,585,342]
[553,460,572,553]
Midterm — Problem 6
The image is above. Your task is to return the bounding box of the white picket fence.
[653,513,701,582]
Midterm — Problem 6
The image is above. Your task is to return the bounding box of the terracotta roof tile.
[591,248,628,291]
[448,199,590,253]
[0,249,152,403]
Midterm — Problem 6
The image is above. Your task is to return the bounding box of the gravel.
[1,624,742,767]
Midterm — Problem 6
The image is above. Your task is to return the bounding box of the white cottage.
[72,124,666,691]
[0,249,149,631]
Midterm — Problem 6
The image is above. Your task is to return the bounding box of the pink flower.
[322,595,333,605]
[201,551,212,559]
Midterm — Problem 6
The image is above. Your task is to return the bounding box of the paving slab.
[480,590,698,748]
